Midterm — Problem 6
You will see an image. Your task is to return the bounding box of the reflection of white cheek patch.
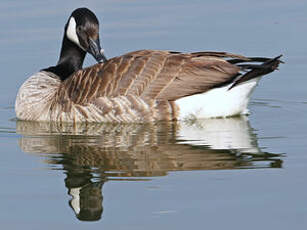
[69,187,81,215]
[66,17,84,50]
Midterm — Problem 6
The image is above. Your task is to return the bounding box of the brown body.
[15,50,281,122]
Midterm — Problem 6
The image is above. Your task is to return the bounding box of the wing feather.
[62,50,247,105]
[127,52,168,97]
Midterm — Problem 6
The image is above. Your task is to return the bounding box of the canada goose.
[15,8,282,123]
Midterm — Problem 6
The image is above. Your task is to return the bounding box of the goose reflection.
[16,117,282,221]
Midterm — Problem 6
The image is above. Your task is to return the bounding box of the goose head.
[65,8,107,62]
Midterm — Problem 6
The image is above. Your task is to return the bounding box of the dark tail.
[228,55,283,90]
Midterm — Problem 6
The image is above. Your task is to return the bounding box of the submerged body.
[15,69,260,122]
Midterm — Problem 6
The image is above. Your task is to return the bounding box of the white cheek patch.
[66,17,85,50]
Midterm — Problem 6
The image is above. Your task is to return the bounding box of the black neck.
[43,35,86,81]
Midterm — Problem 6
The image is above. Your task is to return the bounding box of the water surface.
[1,0,307,229]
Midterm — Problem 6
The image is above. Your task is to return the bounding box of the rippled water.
[1,0,307,229]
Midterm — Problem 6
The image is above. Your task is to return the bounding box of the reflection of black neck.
[65,166,105,222]
[42,34,86,81]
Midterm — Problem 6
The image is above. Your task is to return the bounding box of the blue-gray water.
[1,0,307,229]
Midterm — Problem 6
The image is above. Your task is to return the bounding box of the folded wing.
[63,50,251,104]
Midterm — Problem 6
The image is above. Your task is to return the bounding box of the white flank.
[176,77,260,119]
[66,17,84,50]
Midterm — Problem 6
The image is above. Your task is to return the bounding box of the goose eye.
[76,26,82,33]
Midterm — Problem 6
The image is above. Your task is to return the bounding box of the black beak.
[88,38,107,63]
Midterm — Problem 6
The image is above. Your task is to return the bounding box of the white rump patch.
[176,77,261,119]
[66,17,84,50]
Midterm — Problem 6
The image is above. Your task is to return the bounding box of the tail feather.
[228,55,283,90]
[228,57,272,64]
